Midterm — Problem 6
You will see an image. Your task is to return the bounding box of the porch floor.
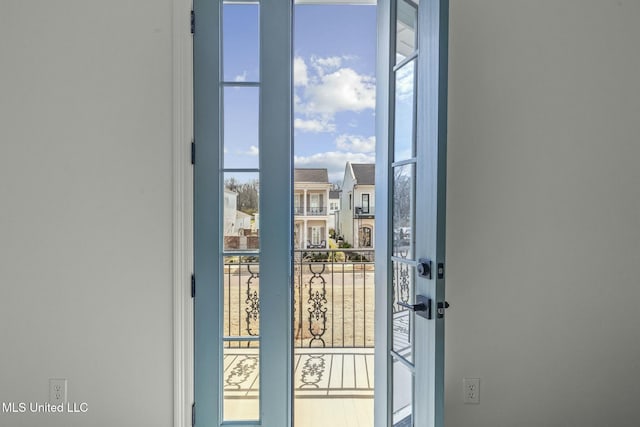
[224,347,374,398]
[223,348,374,426]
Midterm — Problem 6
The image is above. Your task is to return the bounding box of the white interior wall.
[446,1,640,426]
[0,1,174,426]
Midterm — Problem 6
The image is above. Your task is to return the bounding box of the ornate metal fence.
[223,249,376,348]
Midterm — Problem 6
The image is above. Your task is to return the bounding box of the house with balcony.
[339,162,375,248]
[294,168,331,249]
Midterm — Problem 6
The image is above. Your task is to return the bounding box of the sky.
[222,4,378,183]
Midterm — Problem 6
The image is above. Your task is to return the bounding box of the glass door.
[374,0,449,426]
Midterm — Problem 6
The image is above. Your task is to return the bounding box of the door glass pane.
[393,59,415,162]
[223,342,260,421]
[224,172,260,251]
[224,87,260,169]
[396,0,417,63]
[392,359,413,427]
[223,2,260,83]
[392,261,414,363]
[392,163,415,258]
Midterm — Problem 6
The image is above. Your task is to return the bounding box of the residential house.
[223,189,258,249]
[339,162,375,248]
[294,168,331,249]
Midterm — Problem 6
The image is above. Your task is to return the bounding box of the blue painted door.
[193,0,292,425]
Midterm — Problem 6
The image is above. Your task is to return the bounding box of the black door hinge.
[191,402,195,426]
[191,140,195,165]
[190,10,195,34]
[437,262,445,279]
[191,274,195,298]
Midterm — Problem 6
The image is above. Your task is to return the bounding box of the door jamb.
[173,0,194,426]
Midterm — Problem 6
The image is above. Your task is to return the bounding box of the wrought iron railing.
[223,249,377,349]
[306,207,327,215]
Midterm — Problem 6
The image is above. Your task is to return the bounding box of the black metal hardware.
[190,10,195,34]
[436,301,450,318]
[437,262,445,279]
[417,258,432,279]
[397,295,432,319]
[191,402,195,426]
[191,140,195,165]
[191,274,195,298]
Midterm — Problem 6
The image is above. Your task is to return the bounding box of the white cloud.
[294,118,336,133]
[302,68,375,115]
[395,63,414,100]
[238,145,259,156]
[313,55,343,69]
[335,134,375,153]
[294,57,309,87]
[234,71,248,82]
[295,151,375,182]
[310,55,342,76]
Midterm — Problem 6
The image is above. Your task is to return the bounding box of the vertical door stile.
[374,0,393,426]
[259,1,294,427]
[193,1,222,425]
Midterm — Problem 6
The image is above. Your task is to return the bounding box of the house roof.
[351,163,375,185]
[329,190,341,199]
[294,168,329,183]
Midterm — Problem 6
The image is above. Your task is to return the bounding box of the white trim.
[375,0,393,426]
[173,0,194,426]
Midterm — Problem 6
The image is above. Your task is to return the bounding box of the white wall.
[0,1,174,426]
[446,1,640,426]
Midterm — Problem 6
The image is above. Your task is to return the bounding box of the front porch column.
[303,219,308,248]
[303,188,307,215]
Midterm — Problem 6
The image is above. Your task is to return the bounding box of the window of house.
[362,193,370,213]
[311,226,322,245]
[359,226,372,247]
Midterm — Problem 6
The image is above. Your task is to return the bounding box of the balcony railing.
[222,249,415,350]
[293,206,328,216]
[354,206,374,217]
[224,249,381,349]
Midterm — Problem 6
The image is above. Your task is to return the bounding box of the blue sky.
[222,4,377,183]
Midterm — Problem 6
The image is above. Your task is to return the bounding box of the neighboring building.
[328,189,341,234]
[223,189,238,236]
[294,168,331,249]
[339,163,375,248]
[223,189,259,250]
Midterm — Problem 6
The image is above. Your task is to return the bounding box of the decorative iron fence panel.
[223,249,379,348]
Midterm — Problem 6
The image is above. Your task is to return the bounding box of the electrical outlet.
[463,378,480,404]
[49,379,67,404]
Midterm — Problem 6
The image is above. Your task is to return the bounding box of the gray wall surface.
[446,1,640,426]
[0,1,174,426]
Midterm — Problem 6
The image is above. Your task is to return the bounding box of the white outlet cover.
[49,379,67,404]
[463,377,480,404]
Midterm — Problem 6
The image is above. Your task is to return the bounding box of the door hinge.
[191,274,195,298]
[191,140,195,165]
[437,301,450,318]
[190,10,195,34]
[437,262,445,279]
[191,402,195,426]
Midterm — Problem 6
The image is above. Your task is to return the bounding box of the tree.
[225,178,259,215]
